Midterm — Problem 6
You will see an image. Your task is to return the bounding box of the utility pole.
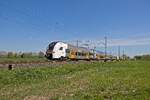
[118,45,120,60]
[76,40,79,48]
[123,49,125,60]
[76,40,79,58]
[93,46,96,59]
[87,40,90,49]
[104,36,107,62]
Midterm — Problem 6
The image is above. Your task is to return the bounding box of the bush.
[38,51,45,58]
[7,52,14,58]
[134,55,150,60]
[21,52,33,58]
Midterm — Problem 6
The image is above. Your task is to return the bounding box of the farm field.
[0,61,150,100]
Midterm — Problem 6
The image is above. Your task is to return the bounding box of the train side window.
[75,52,78,56]
[59,47,63,50]
[78,52,81,56]
[66,49,70,53]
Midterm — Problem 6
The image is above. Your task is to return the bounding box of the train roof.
[68,44,105,54]
[49,41,104,54]
[68,44,91,52]
[95,50,105,55]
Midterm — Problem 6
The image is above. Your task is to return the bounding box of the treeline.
[0,51,45,58]
[134,55,150,60]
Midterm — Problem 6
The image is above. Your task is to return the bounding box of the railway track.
[0,60,98,69]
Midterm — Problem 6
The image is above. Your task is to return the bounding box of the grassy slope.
[0,61,150,100]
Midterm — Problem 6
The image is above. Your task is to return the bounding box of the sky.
[0,0,150,57]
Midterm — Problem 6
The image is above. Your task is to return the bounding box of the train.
[45,41,115,61]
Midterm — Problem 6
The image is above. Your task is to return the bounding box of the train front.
[45,42,58,60]
[46,41,68,60]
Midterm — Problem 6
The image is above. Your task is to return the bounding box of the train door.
[69,50,77,60]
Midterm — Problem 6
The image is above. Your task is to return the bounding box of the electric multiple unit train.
[46,41,114,60]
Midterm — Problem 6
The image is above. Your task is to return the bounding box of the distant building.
[0,51,8,57]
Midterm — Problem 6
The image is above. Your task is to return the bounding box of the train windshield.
[48,42,57,50]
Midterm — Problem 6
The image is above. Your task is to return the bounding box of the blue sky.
[0,0,150,57]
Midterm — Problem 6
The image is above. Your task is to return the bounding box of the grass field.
[0,61,150,100]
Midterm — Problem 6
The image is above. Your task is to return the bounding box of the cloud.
[64,37,150,48]
[108,37,150,46]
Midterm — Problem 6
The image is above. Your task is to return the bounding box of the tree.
[121,54,130,60]
[7,52,14,58]
[38,51,45,58]
[134,55,150,60]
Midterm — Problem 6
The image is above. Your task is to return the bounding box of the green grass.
[0,61,150,100]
